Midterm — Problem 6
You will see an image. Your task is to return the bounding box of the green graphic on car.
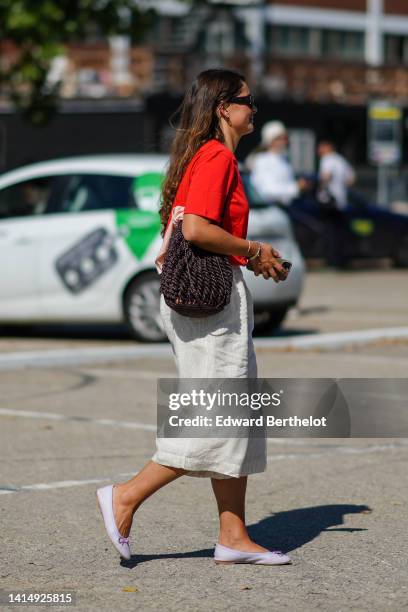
[115,209,161,260]
[133,172,164,212]
[55,172,164,295]
[115,172,164,260]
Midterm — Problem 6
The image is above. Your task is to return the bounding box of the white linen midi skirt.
[151,265,267,479]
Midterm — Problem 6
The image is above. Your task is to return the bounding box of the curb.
[0,327,407,370]
[254,326,408,351]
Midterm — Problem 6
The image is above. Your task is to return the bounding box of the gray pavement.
[1,350,408,611]
[0,269,408,611]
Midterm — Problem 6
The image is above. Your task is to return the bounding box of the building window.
[266,26,363,61]
[321,29,364,61]
[384,35,408,65]
[205,20,235,59]
[267,25,310,57]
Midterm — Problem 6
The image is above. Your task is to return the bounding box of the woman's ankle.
[114,483,141,513]
[218,533,251,548]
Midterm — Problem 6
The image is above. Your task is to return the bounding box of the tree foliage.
[0,0,156,124]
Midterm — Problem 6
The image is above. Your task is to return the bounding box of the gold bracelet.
[246,240,252,256]
[248,242,262,261]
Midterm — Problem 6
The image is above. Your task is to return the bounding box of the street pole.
[365,0,383,66]
[245,2,266,90]
[377,164,388,207]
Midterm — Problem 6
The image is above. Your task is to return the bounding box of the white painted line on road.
[276,440,408,452]
[0,408,156,432]
[1,327,408,370]
[80,368,176,379]
[266,443,408,459]
[0,476,117,495]
[1,441,408,495]
[0,344,171,371]
[2,409,408,454]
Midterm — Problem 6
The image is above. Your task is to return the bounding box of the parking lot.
[1,268,407,611]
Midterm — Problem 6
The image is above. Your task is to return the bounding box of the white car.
[0,155,304,341]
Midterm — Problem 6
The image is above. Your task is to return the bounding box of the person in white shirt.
[317,140,355,210]
[248,121,307,206]
[317,140,356,268]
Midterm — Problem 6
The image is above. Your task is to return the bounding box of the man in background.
[248,121,308,206]
[317,140,356,268]
[317,140,355,210]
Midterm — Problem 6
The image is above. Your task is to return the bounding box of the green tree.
[0,0,156,124]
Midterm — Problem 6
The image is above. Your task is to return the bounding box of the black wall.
[0,95,400,173]
[0,109,155,172]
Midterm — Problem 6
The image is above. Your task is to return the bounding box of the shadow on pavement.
[1,323,321,341]
[120,503,371,567]
[0,323,132,341]
[248,504,371,553]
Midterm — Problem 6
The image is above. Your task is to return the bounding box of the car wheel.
[393,236,408,268]
[123,272,167,342]
[254,307,289,335]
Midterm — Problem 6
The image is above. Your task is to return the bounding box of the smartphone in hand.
[276,257,292,272]
[246,256,292,281]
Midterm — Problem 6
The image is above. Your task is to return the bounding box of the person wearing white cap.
[248,121,306,206]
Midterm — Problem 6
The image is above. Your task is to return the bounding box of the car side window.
[0,177,53,220]
[47,174,137,214]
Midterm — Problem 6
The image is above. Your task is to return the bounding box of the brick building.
[248,0,408,103]
[3,1,408,104]
[143,0,408,104]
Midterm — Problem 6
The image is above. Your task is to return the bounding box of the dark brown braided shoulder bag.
[160,221,233,318]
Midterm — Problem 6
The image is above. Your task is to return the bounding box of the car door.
[0,176,53,320]
[37,173,140,320]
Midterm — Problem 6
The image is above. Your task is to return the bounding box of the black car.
[285,188,408,268]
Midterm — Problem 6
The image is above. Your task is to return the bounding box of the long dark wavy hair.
[159,68,246,236]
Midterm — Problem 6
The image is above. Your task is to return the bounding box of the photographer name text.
[167,415,327,428]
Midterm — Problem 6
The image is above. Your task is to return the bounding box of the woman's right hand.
[250,243,288,282]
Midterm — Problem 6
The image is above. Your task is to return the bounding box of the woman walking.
[97,69,291,565]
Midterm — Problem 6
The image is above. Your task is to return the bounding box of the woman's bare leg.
[211,476,270,553]
[112,461,187,537]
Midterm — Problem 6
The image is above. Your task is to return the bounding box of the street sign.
[368,101,402,166]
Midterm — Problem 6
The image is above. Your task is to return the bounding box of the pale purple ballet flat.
[214,543,291,565]
[96,485,131,560]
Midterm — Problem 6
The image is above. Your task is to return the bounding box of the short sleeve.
[184,149,236,223]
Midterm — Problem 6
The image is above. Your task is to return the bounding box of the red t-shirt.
[166,138,249,266]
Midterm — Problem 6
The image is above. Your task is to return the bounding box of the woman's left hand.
[248,243,288,282]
